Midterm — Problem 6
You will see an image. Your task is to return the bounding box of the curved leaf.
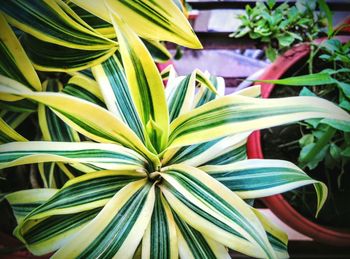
[193,74,225,109]
[92,54,146,142]
[17,208,101,255]
[167,73,196,123]
[62,75,105,107]
[142,187,178,259]
[160,164,275,258]
[173,211,230,259]
[111,13,169,152]
[162,132,250,167]
[252,208,289,259]
[0,76,159,164]
[0,13,41,91]
[52,179,155,259]
[201,159,328,215]
[143,39,172,63]
[0,117,27,143]
[67,1,115,38]
[0,0,115,50]
[38,80,80,143]
[0,141,148,171]
[22,34,116,72]
[14,172,146,255]
[71,0,202,48]
[168,94,350,149]
[6,188,58,223]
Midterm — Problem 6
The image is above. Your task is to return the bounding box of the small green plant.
[257,36,350,225]
[299,39,350,181]
[259,37,350,180]
[1,1,350,258]
[231,0,327,61]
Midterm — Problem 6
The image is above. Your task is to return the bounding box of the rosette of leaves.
[1,1,350,259]
[231,0,327,61]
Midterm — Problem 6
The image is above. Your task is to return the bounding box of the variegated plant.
[1,1,350,259]
[0,0,201,72]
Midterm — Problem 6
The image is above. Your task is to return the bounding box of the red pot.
[247,36,350,246]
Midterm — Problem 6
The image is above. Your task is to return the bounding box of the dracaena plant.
[0,0,201,72]
[1,1,350,259]
[0,0,200,187]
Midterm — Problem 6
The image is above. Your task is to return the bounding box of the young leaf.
[110,13,169,152]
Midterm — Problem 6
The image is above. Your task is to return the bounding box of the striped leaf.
[21,34,117,72]
[142,187,178,259]
[192,70,219,96]
[162,132,250,167]
[201,159,328,215]
[52,179,155,259]
[160,65,178,84]
[38,162,78,189]
[39,79,80,142]
[0,0,115,50]
[0,76,159,164]
[14,171,146,255]
[19,170,145,221]
[68,69,95,80]
[0,99,37,113]
[38,78,92,187]
[111,14,169,152]
[67,1,115,39]
[168,94,350,149]
[166,70,219,123]
[71,0,202,48]
[0,116,27,143]
[230,84,261,98]
[143,39,172,63]
[0,72,40,115]
[193,75,225,109]
[0,13,41,91]
[0,141,148,171]
[0,0,117,72]
[62,75,105,107]
[92,54,146,143]
[160,164,275,258]
[167,73,196,123]
[162,81,256,167]
[201,139,247,166]
[0,110,31,143]
[252,208,289,259]
[173,211,230,259]
[1,110,31,129]
[17,207,102,256]
[6,188,58,223]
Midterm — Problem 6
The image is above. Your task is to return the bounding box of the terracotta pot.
[247,36,350,246]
